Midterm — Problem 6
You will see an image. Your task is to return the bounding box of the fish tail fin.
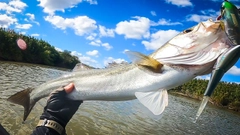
[7,88,35,121]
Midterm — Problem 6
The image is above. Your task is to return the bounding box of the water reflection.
[0,61,240,135]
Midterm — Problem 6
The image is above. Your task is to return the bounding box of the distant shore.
[0,60,71,71]
[169,91,240,113]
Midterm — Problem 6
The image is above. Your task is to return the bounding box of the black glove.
[40,87,82,128]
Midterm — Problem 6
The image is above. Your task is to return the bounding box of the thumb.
[64,83,75,94]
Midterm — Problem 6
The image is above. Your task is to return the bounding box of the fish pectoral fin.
[7,88,36,122]
[135,90,168,115]
[125,51,163,73]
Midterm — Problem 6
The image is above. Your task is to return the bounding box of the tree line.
[170,79,240,111]
[0,28,80,69]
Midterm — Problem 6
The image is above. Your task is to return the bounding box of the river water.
[0,61,240,135]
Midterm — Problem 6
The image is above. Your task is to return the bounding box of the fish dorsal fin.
[125,51,163,73]
[72,63,95,72]
[135,90,168,115]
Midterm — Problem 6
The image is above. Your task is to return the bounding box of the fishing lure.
[195,0,240,122]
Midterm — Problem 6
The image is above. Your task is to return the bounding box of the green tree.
[0,28,80,69]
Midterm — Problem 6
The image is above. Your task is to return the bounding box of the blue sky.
[0,0,239,83]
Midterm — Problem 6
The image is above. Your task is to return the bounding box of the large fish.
[195,0,240,122]
[8,19,233,122]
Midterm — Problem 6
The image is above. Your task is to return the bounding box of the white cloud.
[227,66,240,76]
[26,13,35,20]
[196,75,210,80]
[9,0,27,9]
[165,0,193,7]
[37,0,97,14]
[71,51,82,57]
[89,41,100,46]
[150,11,157,16]
[104,57,127,66]
[71,51,97,66]
[80,56,98,66]
[88,39,112,50]
[142,29,179,50]
[0,14,17,28]
[0,0,27,14]
[25,13,40,25]
[186,14,211,22]
[89,39,101,46]
[102,43,112,51]
[55,47,63,52]
[19,31,26,35]
[85,0,97,4]
[31,33,40,37]
[0,2,20,13]
[151,18,182,26]
[123,49,129,53]
[37,0,81,14]
[99,25,115,37]
[200,9,216,15]
[197,65,240,81]
[15,23,32,29]
[86,33,97,40]
[115,16,150,39]
[186,9,219,23]
[86,50,99,57]
[45,15,97,36]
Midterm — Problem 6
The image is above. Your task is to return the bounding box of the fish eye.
[183,29,192,33]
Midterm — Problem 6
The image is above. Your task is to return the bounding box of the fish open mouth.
[195,0,240,122]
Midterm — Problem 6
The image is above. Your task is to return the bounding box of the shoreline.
[0,60,71,71]
[169,91,240,113]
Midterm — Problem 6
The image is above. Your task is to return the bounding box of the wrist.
[37,118,65,135]
[40,110,67,128]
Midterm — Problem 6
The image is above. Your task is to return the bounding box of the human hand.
[40,83,82,128]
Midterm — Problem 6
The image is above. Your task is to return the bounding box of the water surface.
[0,61,240,135]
